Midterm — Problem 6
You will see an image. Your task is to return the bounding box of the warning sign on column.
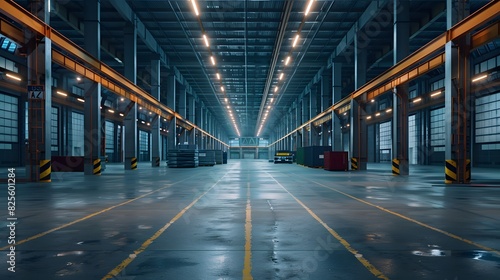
[28,85,44,99]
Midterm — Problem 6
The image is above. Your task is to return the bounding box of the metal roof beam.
[108,0,170,69]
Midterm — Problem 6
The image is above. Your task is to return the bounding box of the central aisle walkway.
[1,160,499,279]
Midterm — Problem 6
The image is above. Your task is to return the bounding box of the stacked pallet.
[198,150,216,166]
[167,146,199,168]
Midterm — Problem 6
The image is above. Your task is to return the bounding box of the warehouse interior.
[0,0,499,279]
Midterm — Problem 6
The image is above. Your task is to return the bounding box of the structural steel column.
[83,0,102,175]
[188,94,196,145]
[178,85,187,144]
[195,102,202,148]
[295,103,302,148]
[302,96,309,147]
[392,0,410,175]
[123,22,137,170]
[150,58,161,167]
[207,112,212,149]
[331,62,342,150]
[321,72,330,146]
[351,32,368,170]
[310,85,320,146]
[27,0,52,181]
[445,0,471,183]
[350,99,368,170]
[166,74,177,151]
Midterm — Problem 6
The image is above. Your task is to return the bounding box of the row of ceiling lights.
[257,0,316,137]
[190,0,241,137]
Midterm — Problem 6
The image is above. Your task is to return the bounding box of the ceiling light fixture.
[56,91,67,97]
[210,56,216,65]
[285,56,290,65]
[305,0,315,16]
[191,0,199,16]
[472,74,487,82]
[366,116,372,120]
[413,97,422,103]
[279,73,284,80]
[216,73,221,80]
[386,108,392,113]
[274,87,278,93]
[108,109,115,113]
[203,34,209,47]
[430,90,442,97]
[375,112,381,117]
[119,113,124,117]
[77,98,85,103]
[221,86,224,92]
[292,34,299,47]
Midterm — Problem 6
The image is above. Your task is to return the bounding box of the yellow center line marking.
[267,172,389,280]
[102,171,231,280]
[0,174,200,251]
[310,180,500,257]
[243,182,253,280]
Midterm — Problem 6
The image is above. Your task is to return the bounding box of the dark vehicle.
[274,150,293,164]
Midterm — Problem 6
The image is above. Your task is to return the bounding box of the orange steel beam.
[0,0,227,146]
[270,0,499,147]
[471,21,500,50]
[366,53,445,101]
[0,18,24,44]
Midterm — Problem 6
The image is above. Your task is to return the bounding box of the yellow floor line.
[243,182,253,280]
[102,171,230,280]
[311,180,500,257]
[267,173,389,280]
[0,174,199,251]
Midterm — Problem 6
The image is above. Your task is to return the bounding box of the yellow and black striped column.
[93,159,101,175]
[351,157,358,170]
[40,159,51,182]
[153,157,160,167]
[131,157,138,170]
[392,159,400,175]
[445,159,457,184]
[465,159,471,182]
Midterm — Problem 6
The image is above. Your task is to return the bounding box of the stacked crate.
[167,145,199,168]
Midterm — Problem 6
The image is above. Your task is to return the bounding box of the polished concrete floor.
[1,160,499,279]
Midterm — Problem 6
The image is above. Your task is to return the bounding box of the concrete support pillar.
[83,0,102,175]
[392,0,410,175]
[444,0,471,183]
[166,75,177,151]
[27,0,52,181]
[150,58,161,167]
[331,62,342,150]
